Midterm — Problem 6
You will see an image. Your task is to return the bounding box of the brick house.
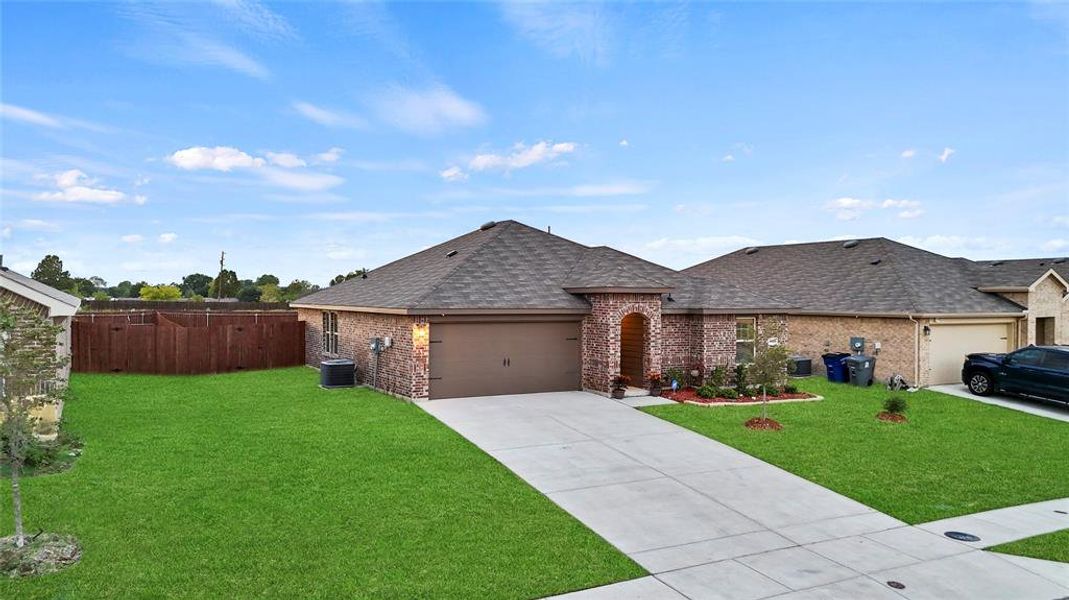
[686,239,1069,386]
[0,263,82,431]
[293,220,789,400]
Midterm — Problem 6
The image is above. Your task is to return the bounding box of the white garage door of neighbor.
[928,322,1013,385]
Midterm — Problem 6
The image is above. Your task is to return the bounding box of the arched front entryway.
[620,313,647,385]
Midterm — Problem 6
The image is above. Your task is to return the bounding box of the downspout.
[908,315,920,385]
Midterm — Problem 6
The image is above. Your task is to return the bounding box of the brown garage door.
[429,321,581,399]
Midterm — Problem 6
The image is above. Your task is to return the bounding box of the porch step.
[622,386,651,398]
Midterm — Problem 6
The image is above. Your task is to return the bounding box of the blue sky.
[1,1,1067,287]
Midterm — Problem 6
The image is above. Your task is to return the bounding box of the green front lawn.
[1,369,642,598]
[991,529,1069,564]
[644,378,1069,525]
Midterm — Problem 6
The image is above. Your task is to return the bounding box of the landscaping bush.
[0,427,82,476]
[697,385,720,399]
[664,368,685,389]
[883,396,908,415]
[733,363,748,390]
[783,383,799,394]
[718,388,739,400]
[763,385,780,396]
[708,365,728,388]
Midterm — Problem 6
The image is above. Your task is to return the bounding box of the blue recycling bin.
[821,352,850,383]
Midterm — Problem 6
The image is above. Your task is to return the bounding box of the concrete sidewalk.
[928,384,1069,423]
[420,391,1069,599]
[917,497,1069,548]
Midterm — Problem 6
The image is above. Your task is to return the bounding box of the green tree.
[31,255,71,290]
[139,284,182,300]
[282,279,316,301]
[749,322,792,421]
[130,281,147,298]
[91,290,110,301]
[108,280,133,298]
[329,269,367,286]
[68,277,96,298]
[208,269,240,298]
[180,273,213,298]
[0,298,68,547]
[258,283,282,303]
[255,274,279,286]
[237,285,262,302]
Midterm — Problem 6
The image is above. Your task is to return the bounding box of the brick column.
[581,293,663,393]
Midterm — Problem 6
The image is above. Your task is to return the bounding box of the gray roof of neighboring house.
[971,258,1069,289]
[684,238,1025,315]
[295,220,790,313]
[0,266,82,308]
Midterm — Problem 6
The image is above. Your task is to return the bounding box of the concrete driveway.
[929,384,1069,423]
[420,391,1069,599]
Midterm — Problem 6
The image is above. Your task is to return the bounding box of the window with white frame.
[322,311,339,354]
[736,317,756,364]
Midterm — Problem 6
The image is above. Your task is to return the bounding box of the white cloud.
[440,166,468,182]
[897,209,925,219]
[721,154,735,162]
[265,151,306,168]
[16,219,60,232]
[825,197,875,220]
[1,103,62,128]
[1042,239,1068,252]
[900,148,916,158]
[1053,215,1069,227]
[315,147,344,163]
[35,169,127,204]
[134,194,148,205]
[469,141,577,172]
[259,167,344,191]
[214,0,296,40]
[500,2,613,66]
[939,147,956,163]
[646,235,760,253]
[1,227,10,239]
[881,198,925,219]
[168,146,265,171]
[121,234,144,243]
[0,103,110,132]
[159,232,178,244]
[619,139,630,147]
[292,101,366,129]
[371,85,486,135]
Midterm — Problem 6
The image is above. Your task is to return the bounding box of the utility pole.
[217,251,225,299]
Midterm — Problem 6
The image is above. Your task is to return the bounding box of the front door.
[619,313,646,385]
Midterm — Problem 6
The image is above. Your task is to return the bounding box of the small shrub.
[708,365,728,388]
[612,374,631,389]
[783,383,799,394]
[733,363,748,390]
[884,396,908,415]
[697,385,719,399]
[763,385,780,396]
[719,388,739,400]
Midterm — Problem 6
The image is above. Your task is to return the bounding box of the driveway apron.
[419,391,1069,600]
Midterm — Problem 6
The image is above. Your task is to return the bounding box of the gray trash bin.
[844,355,876,387]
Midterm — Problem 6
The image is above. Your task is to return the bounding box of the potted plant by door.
[647,371,663,396]
[611,375,631,399]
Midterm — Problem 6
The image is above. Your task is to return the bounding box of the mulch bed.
[744,417,783,431]
[661,388,817,405]
[877,412,908,423]
[0,532,81,578]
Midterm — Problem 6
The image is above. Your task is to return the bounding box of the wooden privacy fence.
[72,312,305,375]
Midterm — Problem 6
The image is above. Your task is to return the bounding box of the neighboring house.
[0,263,82,431]
[293,220,790,400]
[685,238,1069,386]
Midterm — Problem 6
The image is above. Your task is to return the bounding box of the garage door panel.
[430,321,581,399]
[929,322,1012,385]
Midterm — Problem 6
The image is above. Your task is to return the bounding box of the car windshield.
[1010,348,1044,366]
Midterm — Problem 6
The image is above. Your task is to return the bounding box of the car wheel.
[967,372,994,396]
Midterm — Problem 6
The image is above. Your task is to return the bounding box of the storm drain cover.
[887,581,906,590]
[944,531,981,542]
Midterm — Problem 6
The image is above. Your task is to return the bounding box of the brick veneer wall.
[787,315,917,384]
[297,308,428,400]
[581,293,662,392]
[1024,276,1069,345]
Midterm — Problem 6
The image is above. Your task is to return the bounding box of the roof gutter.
[290,303,592,316]
[786,309,1025,319]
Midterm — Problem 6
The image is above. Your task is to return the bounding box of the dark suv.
[962,346,1069,403]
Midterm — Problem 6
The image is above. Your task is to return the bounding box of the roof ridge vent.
[744,247,759,255]
[842,240,860,249]
[990,261,1004,267]
[479,221,497,231]
[870,258,882,265]
[1053,258,1066,264]
[445,250,458,258]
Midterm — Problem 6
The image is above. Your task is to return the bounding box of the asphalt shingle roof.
[684,238,1025,315]
[971,258,1069,288]
[0,267,82,308]
[295,220,792,313]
